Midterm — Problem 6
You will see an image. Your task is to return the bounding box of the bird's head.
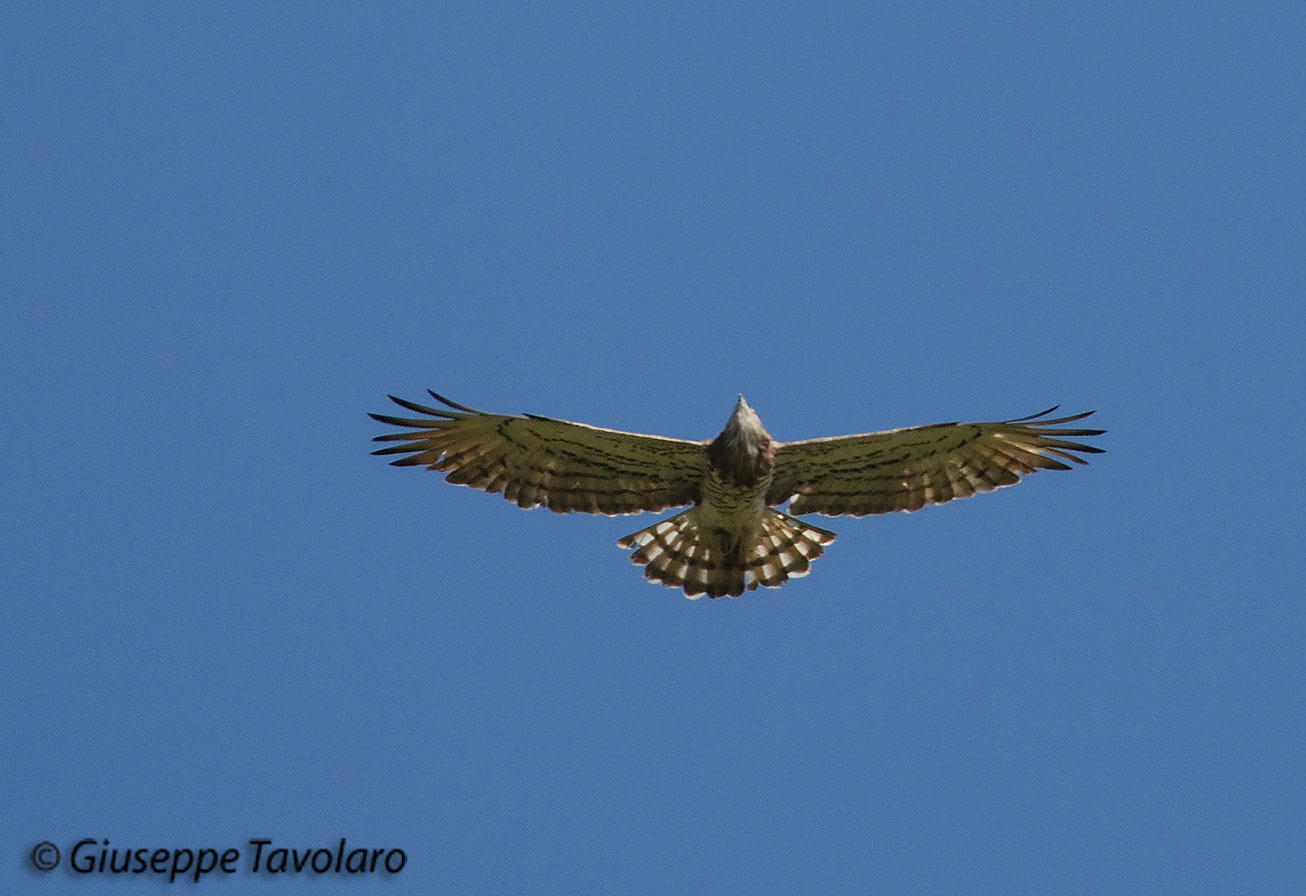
[707,394,775,485]
[728,394,763,433]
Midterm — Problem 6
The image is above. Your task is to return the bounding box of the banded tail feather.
[618,508,837,599]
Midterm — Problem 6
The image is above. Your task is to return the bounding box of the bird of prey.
[369,392,1104,599]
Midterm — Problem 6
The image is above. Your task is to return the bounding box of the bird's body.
[370,392,1103,598]
[616,397,836,597]
[698,396,776,549]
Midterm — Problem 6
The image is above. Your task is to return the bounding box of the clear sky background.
[4,3,1303,894]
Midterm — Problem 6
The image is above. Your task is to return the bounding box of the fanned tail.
[617,509,836,600]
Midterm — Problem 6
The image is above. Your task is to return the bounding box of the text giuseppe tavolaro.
[59,837,406,882]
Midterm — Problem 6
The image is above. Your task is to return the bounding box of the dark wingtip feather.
[369,411,415,426]
[1008,405,1060,423]
[371,442,426,455]
[1007,407,1102,427]
[426,390,481,414]
[382,393,445,417]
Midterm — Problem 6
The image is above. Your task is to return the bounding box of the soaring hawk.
[369,392,1104,599]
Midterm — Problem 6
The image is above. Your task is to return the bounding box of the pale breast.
[696,468,772,532]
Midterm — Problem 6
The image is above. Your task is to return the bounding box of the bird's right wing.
[370,392,709,515]
[767,408,1104,516]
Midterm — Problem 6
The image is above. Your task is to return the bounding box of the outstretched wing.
[370,391,708,515]
[767,408,1104,516]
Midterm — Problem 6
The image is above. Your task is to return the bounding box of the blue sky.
[3,2,1303,893]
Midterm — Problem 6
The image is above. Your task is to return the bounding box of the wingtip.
[1011,407,1104,428]
[426,390,480,413]
[1008,405,1060,423]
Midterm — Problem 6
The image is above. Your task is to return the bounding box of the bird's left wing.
[767,408,1104,516]
[370,391,708,515]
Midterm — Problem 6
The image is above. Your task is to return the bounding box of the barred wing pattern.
[767,408,1104,516]
[369,392,708,515]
